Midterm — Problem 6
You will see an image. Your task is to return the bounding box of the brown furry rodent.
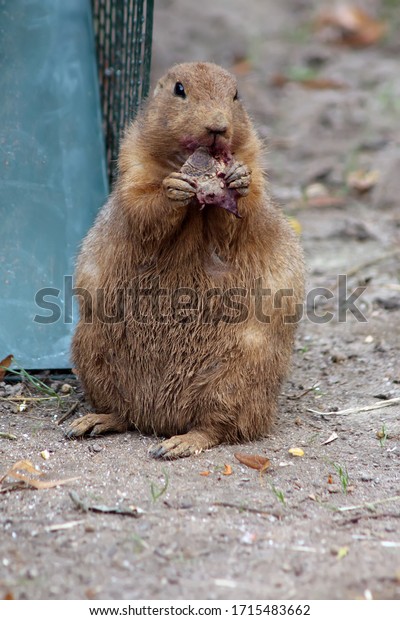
[67,62,304,459]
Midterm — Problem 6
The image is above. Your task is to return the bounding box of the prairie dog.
[67,62,304,459]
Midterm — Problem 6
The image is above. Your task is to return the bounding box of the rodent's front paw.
[163,172,197,206]
[225,161,252,196]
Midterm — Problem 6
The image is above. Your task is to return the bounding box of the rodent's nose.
[206,125,228,136]
[206,112,228,136]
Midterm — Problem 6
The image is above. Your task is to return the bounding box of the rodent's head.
[139,62,255,162]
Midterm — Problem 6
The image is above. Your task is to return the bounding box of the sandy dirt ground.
[1,0,400,601]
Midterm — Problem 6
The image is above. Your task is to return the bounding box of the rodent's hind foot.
[149,430,216,460]
[65,412,125,439]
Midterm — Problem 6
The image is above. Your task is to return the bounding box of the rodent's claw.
[163,172,197,205]
[167,171,197,188]
[229,184,250,197]
[66,413,125,438]
[225,161,252,193]
[149,431,214,459]
[149,443,170,459]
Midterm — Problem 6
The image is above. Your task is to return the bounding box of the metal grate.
[91,0,154,184]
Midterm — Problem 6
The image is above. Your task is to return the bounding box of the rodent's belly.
[120,315,239,434]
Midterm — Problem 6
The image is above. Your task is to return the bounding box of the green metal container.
[0,0,153,369]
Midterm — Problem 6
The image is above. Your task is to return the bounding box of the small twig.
[324,249,400,293]
[44,520,85,533]
[287,381,320,401]
[69,490,143,518]
[337,495,400,513]
[346,249,400,279]
[308,396,400,416]
[382,283,400,292]
[213,501,281,517]
[0,396,64,402]
[57,401,80,425]
[338,512,400,526]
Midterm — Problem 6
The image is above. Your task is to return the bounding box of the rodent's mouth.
[180,135,231,159]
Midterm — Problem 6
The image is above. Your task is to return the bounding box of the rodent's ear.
[153,79,164,97]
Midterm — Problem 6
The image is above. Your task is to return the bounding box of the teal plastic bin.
[0,0,109,368]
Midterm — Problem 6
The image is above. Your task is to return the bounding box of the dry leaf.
[322,432,338,445]
[199,470,211,477]
[85,587,101,600]
[271,73,289,88]
[0,459,78,490]
[0,354,13,380]
[0,459,38,484]
[223,464,233,476]
[328,474,334,484]
[234,452,271,472]
[337,546,349,560]
[316,5,386,48]
[288,217,302,235]
[347,169,379,193]
[288,447,304,457]
[3,591,14,600]
[305,195,347,208]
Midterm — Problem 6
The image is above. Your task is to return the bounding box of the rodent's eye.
[174,82,186,98]
[233,89,239,101]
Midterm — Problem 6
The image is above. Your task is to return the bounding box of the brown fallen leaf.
[316,5,387,48]
[199,470,211,477]
[234,452,271,472]
[3,591,14,600]
[305,195,347,209]
[0,459,37,483]
[347,169,379,193]
[328,474,334,484]
[85,587,102,600]
[0,354,13,380]
[0,459,79,490]
[223,464,233,476]
[270,73,289,88]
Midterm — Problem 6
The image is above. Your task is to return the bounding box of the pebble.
[331,351,346,363]
[375,296,400,311]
